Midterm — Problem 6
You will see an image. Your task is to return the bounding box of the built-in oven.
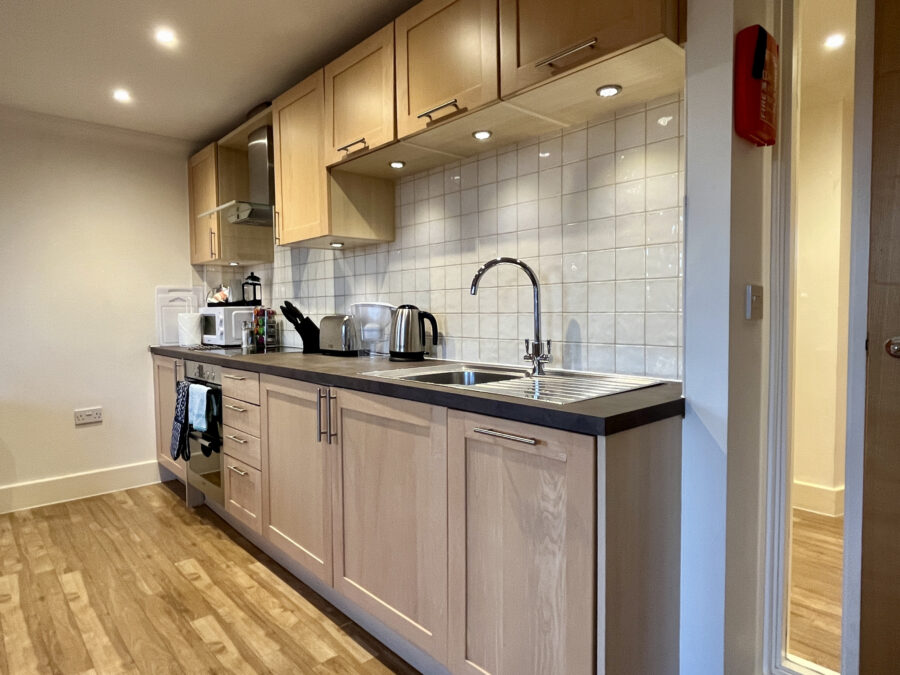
[183,360,224,507]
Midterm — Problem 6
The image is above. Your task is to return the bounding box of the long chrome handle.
[226,434,247,444]
[227,465,248,477]
[223,374,246,381]
[316,388,327,443]
[417,98,459,121]
[473,427,537,446]
[327,391,337,444]
[224,403,247,413]
[886,337,900,358]
[534,37,598,68]
[274,210,281,245]
[337,137,367,154]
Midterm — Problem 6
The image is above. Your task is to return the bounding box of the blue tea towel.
[188,383,211,432]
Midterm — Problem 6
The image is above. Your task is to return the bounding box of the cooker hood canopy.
[198,125,274,226]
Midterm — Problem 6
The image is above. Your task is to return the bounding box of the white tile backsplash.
[253,95,684,377]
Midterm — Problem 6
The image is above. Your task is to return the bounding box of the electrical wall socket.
[74,407,103,425]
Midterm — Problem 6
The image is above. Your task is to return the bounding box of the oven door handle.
[188,433,217,448]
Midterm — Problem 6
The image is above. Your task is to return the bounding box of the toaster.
[319,315,362,356]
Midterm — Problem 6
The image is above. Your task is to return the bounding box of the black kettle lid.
[397,304,418,310]
[244,272,261,284]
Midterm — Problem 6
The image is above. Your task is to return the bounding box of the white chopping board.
[156,286,204,345]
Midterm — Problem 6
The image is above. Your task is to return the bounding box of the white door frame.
[763,0,874,672]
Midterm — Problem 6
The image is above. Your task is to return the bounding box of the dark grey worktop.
[150,346,684,436]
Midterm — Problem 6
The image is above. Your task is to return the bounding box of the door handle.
[227,465,248,477]
[336,137,367,154]
[316,388,327,443]
[226,434,247,444]
[327,391,337,444]
[473,427,537,445]
[417,98,462,122]
[274,210,281,245]
[224,403,246,413]
[534,37,598,68]
[886,337,900,358]
[223,374,246,381]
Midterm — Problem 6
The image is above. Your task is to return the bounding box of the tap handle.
[523,339,532,361]
[546,339,552,357]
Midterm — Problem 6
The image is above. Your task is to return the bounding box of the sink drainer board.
[363,365,661,405]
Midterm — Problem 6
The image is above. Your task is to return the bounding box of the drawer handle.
[316,388,327,443]
[226,434,247,444]
[473,427,537,445]
[227,465,248,477]
[224,404,247,413]
[337,137,367,154]
[535,37,598,68]
[223,374,246,381]
[417,98,460,121]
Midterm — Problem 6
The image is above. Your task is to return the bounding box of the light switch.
[745,284,763,320]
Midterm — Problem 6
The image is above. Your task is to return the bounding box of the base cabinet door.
[332,389,449,661]
[152,355,184,481]
[448,411,596,675]
[260,375,334,585]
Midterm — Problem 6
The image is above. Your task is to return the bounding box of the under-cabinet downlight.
[330,242,345,249]
[472,130,492,141]
[389,161,406,169]
[596,84,622,98]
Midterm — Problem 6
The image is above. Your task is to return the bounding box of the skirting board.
[793,479,845,516]
[0,460,161,514]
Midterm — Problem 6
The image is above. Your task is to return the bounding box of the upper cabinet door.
[188,143,219,264]
[395,0,498,138]
[272,71,328,246]
[324,24,396,166]
[499,0,680,98]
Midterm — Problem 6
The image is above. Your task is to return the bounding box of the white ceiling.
[0,0,416,144]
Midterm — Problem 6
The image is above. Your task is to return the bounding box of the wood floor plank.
[59,570,127,673]
[788,508,843,672]
[190,614,258,675]
[0,573,43,674]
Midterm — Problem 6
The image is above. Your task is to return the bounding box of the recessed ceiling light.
[228,262,239,266]
[657,115,674,127]
[472,130,492,141]
[112,88,132,103]
[824,33,846,49]
[596,84,622,98]
[389,161,406,169]
[154,26,177,47]
[330,242,344,249]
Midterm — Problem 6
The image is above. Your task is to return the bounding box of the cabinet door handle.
[327,391,337,444]
[337,137,367,154]
[417,98,460,121]
[208,228,215,257]
[473,427,537,445]
[227,465,248,477]
[534,37,598,68]
[223,374,246,381]
[274,210,281,245]
[224,403,247,413]
[226,434,247,444]
[316,388,327,443]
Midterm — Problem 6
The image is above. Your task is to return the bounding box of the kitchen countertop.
[150,346,684,436]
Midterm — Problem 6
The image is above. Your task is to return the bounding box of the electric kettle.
[389,305,438,361]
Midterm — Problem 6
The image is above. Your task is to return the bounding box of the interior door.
[859,1,900,669]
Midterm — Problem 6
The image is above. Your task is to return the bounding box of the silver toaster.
[319,315,362,356]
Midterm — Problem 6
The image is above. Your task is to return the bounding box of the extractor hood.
[198,125,274,226]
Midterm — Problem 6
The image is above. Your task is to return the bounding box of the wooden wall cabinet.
[187,136,274,266]
[499,0,681,98]
[188,144,219,264]
[332,389,448,660]
[447,411,596,675]
[395,0,498,138]
[259,375,334,585]
[324,24,396,166]
[152,355,185,481]
[273,71,395,249]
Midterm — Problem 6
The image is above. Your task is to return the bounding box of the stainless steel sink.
[363,364,661,405]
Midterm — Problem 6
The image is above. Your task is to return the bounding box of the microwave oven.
[199,306,253,346]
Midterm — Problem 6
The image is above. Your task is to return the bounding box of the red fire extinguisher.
[734,25,778,147]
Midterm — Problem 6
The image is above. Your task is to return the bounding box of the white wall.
[0,105,192,512]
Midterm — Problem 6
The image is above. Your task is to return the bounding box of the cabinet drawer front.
[224,455,262,534]
[222,425,261,469]
[223,396,260,436]
[221,368,260,404]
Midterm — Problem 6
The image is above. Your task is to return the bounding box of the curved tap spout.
[470,257,550,375]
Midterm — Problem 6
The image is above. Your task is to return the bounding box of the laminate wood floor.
[0,481,418,674]
[787,508,843,673]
